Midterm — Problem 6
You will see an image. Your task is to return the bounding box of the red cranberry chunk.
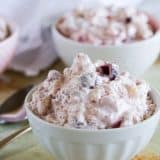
[125,17,132,24]
[101,64,111,75]
[97,64,118,81]
[112,120,122,128]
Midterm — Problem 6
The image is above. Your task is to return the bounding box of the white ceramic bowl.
[25,88,160,160]
[0,20,19,74]
[52,18,160,76]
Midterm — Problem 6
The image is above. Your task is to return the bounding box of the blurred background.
[0,0,159,77]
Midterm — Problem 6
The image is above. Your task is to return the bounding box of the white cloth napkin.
[0,0,81,76]
[0,0,159,76]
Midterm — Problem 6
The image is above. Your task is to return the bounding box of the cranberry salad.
[56,6,156,45]
[28,53,155,129]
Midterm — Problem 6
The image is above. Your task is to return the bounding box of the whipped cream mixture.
[56,6,155,45]
[28,53,155,129]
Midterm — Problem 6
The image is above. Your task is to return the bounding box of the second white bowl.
[52,21,160,76]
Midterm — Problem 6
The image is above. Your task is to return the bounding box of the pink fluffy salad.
[28,53,155,129]
[56,6,156,46]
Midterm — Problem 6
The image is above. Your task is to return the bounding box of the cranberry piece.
[78,13,85,18]
[89,86,94,89]
[125,17,132,24]
[112,120,122,128]
[100,64,111,75]
[78,35,89,42]
[78,36,85,42]
[122,39,127,42]
[106,15,112,19]
[97,64,118,81]
[91,100,96,103]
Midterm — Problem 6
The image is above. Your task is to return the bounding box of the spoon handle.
[0,125,31,149]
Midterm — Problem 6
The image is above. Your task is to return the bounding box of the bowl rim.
[0,17,19,45]
[52,15,160,49]
[25,86,160,133]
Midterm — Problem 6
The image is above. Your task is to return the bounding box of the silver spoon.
[0,85,33,124]
[0,85,33,149]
